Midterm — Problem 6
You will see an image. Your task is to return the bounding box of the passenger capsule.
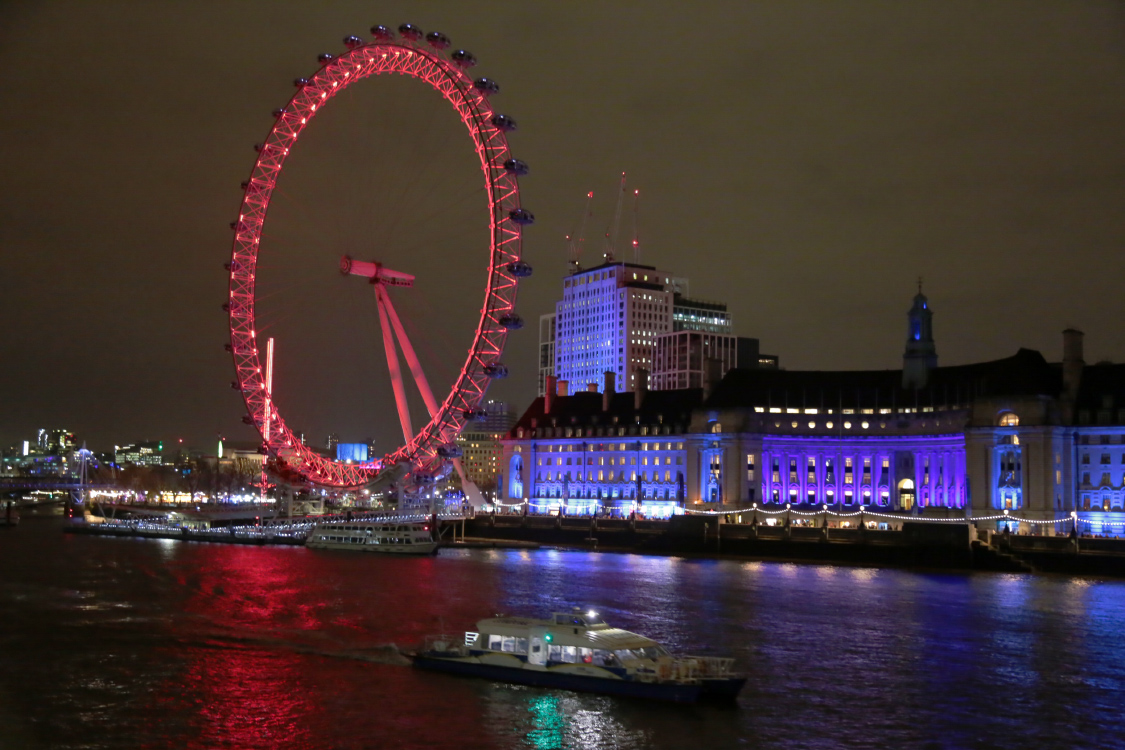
[242,415,254,425]
[503,158,529,175]
[450,49,477,68]
[506,260,533,278]
[509,208,535,225]
[343,35,364,49]
[317,53,334,65]
[483,362,509,379]
[462,408,488,422]
[221,302,231,312]
[257,445,269,455]
[498,313,524,330]
[231,381,242,391]
[224,343,233,352]
[294,77,310,87]
[371,25,394,40]
[425,31,451,49]
[253,143,264,152]
[436,443,463,459]
[398,23,423,40]
[491,114,517,131]
[473,77,500,95]
[272,108,286,118]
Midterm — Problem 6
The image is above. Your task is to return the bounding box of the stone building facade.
[500,293,1124,534]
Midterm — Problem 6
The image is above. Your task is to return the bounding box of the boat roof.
[475,616,658,650]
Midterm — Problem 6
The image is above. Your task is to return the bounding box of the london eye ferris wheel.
[225,23,533,491]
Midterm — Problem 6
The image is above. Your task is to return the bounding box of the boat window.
[489,635,503,651]
[640,647,667,659]
[592,649,616,667]
[548,644,562,662]
[555,614,585,626]
[516,637,528,654]
[578,647,593,664]
[561,646,578,664]
[614,649,640,662]
[583,613,605,625]
[501,636,515,652]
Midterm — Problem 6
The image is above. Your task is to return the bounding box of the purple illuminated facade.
[502,293,1125,534]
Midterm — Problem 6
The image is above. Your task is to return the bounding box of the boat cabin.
[465,610,669,669]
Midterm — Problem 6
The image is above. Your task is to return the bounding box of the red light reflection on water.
[139,545,515,749]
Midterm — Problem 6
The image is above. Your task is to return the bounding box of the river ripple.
[1,516,1123,750]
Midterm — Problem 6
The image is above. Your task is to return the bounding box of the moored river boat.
[306,520,438,554]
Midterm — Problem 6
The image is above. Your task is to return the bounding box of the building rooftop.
[509,388,703,438]
[705,348,1062,411]
[1074,361,1125,413]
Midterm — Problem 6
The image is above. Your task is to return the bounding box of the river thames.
[2,514,1124,749]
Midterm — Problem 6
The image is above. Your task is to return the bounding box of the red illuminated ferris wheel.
[225,23,533,490]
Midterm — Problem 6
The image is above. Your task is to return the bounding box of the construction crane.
[567,191,594,275]
[631,188,640,264]
[603,172,627,263]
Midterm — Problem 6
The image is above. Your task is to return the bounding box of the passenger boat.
[409,608,746,703]
[305,520,439,554]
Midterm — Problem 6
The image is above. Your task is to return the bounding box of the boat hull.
[412,655,744,703]
[306,540,439,555]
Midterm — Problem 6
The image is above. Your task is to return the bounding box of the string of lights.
[490,499,1106,527]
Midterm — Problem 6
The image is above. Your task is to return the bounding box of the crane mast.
[567,191,594,275]
[604,172,627,263]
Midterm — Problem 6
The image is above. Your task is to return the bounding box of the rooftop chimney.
[603,371,616,412]
[544,375,557,415]
[587,383,598,393]
[703,357,723,401]
[635,367,649,410]
[557,379,569,397]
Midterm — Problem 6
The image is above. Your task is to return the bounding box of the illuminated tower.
[902,282,937,389]
[553,262,680,393]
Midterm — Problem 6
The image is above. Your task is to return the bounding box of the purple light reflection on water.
[2,518,1125,749]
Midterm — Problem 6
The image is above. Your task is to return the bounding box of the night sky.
[2,2,1123,453]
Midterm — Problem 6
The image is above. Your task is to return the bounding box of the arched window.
[999,413,1019,427]
[508,455,523,499]
[897,479,915,510]
[710,421,722,434]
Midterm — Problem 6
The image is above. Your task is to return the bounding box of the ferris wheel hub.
[340,256,415,287]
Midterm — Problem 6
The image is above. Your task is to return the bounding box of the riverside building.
[552,261,680,394]
[502,290,1125,534]
[458,400,516,493]
[547,262,775,397]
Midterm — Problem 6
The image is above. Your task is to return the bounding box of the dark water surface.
[2,516,1124,750]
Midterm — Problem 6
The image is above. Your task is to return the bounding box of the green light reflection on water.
[526,693,567,750]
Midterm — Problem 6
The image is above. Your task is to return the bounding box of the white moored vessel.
[306,520,439,554]
[410,608,746,702]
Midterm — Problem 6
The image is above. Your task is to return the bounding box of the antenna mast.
[604,172,627,263]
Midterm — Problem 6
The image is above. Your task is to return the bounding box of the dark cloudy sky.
[2,1,1123,453]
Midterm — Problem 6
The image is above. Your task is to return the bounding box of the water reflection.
[4,520,1125,750]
